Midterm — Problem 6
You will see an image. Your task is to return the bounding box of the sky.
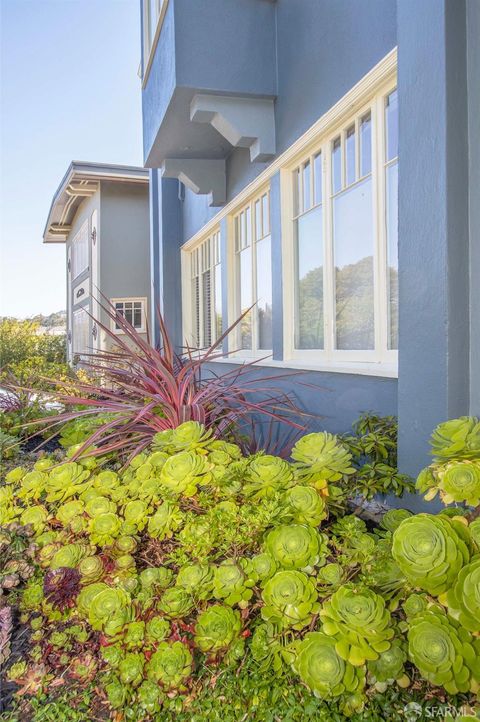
[0,0,143,318]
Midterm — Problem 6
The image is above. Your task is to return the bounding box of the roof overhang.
[43,161,149,243]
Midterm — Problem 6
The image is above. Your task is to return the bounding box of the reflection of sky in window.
[297,206,323,279]
[240,248,252,308]
[256,236,272,306]
[333,178,373,268]
[386,163,398,270]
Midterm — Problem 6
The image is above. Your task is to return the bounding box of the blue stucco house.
[139,0,479,479]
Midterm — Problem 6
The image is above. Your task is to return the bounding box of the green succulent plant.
[159,451,211,496]
[402,593,428,619]
[139,567,173,590]
[123,621,145,649]
[282,486,327,527]
[20,505,48,534]
[123,499,150,531]
[292,631,365,699]
[261,570,319,630]
[194,604,241,653]
[469,518,480,549]
[445,558,480,632]
[317,563,344,591]
[83,584,132,636]
[212,561,254,607]
[145,616,170,643]
[243,455,293,499]
[319,585,394,666]
[407,607,480,694]
[176,563,213,599]
[101,644,124,668]
[367,640,407,685]
[147,641,193,690]
[291,432,355,489]
[118,651,145,687]
[85,496,116,517]
[56,500,85,527]
[169,421,213,451]
[158,586,194,618]
[88,512,122,546]
[265,524,326,572]
[437,461,480,507]
[78,555,104,583]
[380,509,413,534]
[250,621,294,673]
[105,676,128,709]
[430,416,480,461]
[147,501,183,540]
[137,679,163,714]
[45,462,91,502]
[243,553,277,584]
[50,543,91,570]
[392,513,470,595]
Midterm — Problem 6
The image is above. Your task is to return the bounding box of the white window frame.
[71,219,89,280]
[229,188,272,357]
[141,0,169,86]
[281,77,398,369]
[179,50,397,378]
[181,230,221,349]
[110,297,148,335]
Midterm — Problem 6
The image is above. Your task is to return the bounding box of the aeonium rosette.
[391,513,470,595]
[159,451,211,496]
[319,585,394,666]
[292,631,365,700]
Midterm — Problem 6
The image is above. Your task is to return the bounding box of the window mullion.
[323,144,334,360]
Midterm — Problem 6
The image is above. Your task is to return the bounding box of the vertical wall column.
[219,216,230,356]
[467,0,480,415]
[149,170,184,348]
[397,0,470,477]
[270,171,284,361]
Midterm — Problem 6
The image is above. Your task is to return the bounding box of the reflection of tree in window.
[335,256,374,350]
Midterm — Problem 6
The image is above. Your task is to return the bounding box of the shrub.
[1,416,480,720]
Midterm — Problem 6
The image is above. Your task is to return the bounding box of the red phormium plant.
[21,302,311,461]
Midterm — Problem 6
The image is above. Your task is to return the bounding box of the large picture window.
[233,190,272,354]
[287,81,398,365]
[188,230,221,348]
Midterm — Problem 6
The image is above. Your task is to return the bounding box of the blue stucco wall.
[180,0,397,244]
[397,0,471,478]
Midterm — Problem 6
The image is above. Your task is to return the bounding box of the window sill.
[207,355,398,379]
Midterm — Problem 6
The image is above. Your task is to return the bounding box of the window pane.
[245,206,252,247]
[73,308,89,355]
[313,152,322,206]
[202,270,212,347]
[386,161,398,349]
[256,236,272,350]
[125,306,133,325]
[255,199,262,240]
[293,169,301,217]
[240,211,246,249]
[332,138,342,193]
[303,161,311,211]
[333,178,374,350]
[295,205,323,349]
[214,263,222,341]
[360,113,372,176]
[386,90,398,161]
[346,125,356,186]
[134,307,142,329]
[148,0,157,46]
[262,194,269,236]
[239,247,252,350]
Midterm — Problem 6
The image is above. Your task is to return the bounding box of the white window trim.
[110,297,148,335]
[181,229,221,349]
[141,0,169,88]
[281,77,398,369]
[180,49,398,379]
